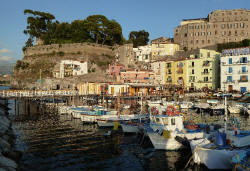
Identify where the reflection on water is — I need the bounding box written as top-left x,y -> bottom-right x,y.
12,103 -> 193,171
9,99 -> 248,171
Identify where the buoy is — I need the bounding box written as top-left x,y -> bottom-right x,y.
113,121 -> 119,130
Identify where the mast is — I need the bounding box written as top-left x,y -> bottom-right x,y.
224,95 -> 228,131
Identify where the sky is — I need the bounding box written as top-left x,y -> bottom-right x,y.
0,0 -> 249,64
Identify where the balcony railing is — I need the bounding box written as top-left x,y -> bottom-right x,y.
222,61 -> 250,66
239,79 -> 249,82
223,80 -> 235,84
202,63 -> 210,67
238,70 -> 248,74
201,72 -> 210,75
225,71 -> 233,75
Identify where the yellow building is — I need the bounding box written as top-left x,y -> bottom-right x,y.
186,49 -> 220,91
151,37 -> 180,60
77,82 -> 102,95
164,59 -> 187,89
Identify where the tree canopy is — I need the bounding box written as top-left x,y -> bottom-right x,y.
23,9 -> 124,49
129,30 -> 149,48
217,39 -> 250,52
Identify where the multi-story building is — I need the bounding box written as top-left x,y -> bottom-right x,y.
186,49 -> 220,91
133,45 -> 152,62
164,49 -> 220,90
118,69 -> 155,84
174,9 -> 250,50
55,60 -> 88,78
108,64 -> 125,77
151,60 -> 167,84
221,47 -> 250,93
151,37 -> 180,60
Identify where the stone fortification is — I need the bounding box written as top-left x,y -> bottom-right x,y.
24,42 -> 115,57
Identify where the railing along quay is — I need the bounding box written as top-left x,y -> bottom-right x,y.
0,90 -> 78,98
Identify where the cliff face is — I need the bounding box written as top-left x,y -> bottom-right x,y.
12,43 -> 134,88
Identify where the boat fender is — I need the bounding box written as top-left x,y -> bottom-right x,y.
167,106 -> 176,116
163,130 -> 171,139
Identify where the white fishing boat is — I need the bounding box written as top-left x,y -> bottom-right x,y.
146,105 -> 206,150
97,114 -> 148,128
189,96 -> 250,170
190,138 -> 246,170
120,121 -> 141,133
146,100 -> 162,107
179,101 -> 194,109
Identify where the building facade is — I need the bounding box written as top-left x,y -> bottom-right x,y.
186,49 -> 220,91
108,64 -> 125,77
151,37 -> 180,60
221,47 -> 250,93
174,9 -> 250,50
133,45 -> 152,62
150,60 -> 167,84
58,60 -> 88,78
118,69 -> 155,84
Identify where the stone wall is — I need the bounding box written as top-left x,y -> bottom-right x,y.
24,42 -> 115,57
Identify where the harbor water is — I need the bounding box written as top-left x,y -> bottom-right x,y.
1,86 -> 249,170
11,101 -> 192,171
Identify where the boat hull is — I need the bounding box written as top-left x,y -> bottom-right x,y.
147,132 -> 184,150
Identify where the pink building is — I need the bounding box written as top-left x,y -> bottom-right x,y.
109,64 -> 126,77
118,69 -> 155,84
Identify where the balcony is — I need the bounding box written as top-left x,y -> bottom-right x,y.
201,72 -> 210,75
225,71 -> 233,75
221,61 -> 250,66
202,62 -> 211,67
239,79 -> 249,83
238,70 -> 248,74
223,80 -> 235,84
198,80 -> 212,83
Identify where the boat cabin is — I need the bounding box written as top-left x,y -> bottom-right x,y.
150,115 -> 183,131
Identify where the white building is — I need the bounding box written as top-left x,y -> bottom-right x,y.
150,60 -> 167,85
221,47 -> 250,93
57,60 -> 88,78
133,45 -> 151,62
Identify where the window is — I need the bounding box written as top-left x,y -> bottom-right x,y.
240,75 -> 248,82
234,23 -> 238,28
235,30 -> 238,35
228,24 -> 232,28
228,67 -> 233,73
222,24 -> 225,29
192,62 -> 194,67
242,66 -> 246,73
204,77 -> 209,82
204,69 -> 208,73
208,40 -> 210,44
202,40 -> 205,44
240,23 -> 244,28
229,58 -> 232,64
240,57 -> 247,63
227,76 -> 232,82
196,40 -> 199,44
207,52 -> 210,57
207,32 -> 211,36
192,69 -> 194,74
215,30 -> 217,35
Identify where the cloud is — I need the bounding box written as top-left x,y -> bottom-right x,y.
0,48 -> 12,53
0,56 -> 14,62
